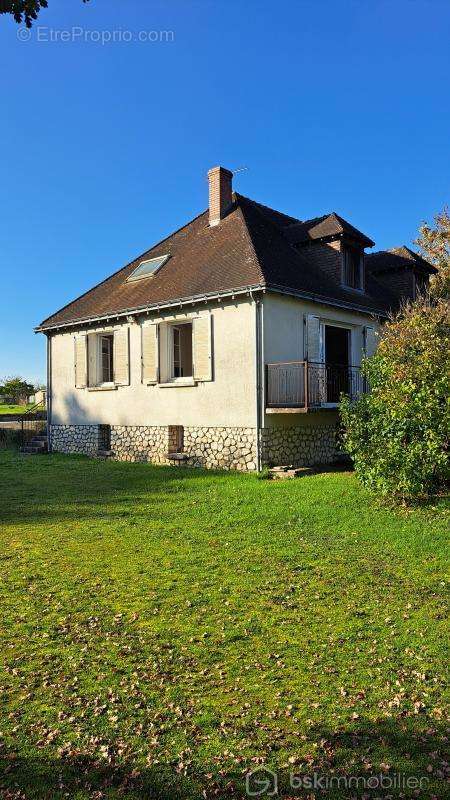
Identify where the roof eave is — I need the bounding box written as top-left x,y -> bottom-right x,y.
35,283 -> 266,333
265,283 -> 390,318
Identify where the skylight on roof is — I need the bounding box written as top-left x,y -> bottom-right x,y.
127,254 -> 170,282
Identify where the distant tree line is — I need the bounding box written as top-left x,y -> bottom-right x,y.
0,376 -> 43,404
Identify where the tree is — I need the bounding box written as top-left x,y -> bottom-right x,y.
414,206 -> 450,300
0,376 -> 36,404
0,0 -> 88,28
340,299 -> 449,503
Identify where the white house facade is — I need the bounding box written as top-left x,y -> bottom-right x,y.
36,166 -> 435,470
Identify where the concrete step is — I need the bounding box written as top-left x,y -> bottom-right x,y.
268,465 -> 314,480
30,440 -> 47,450
167,452 -> 189,462
20,446 -> 46,455
94,450 -> 114,459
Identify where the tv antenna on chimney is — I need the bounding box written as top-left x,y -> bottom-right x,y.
232,166 -> 249,175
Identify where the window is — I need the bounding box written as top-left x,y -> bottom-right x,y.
100,334 -> 114,383
84,328 -> 130,389
170,323 -> 193,380
343,247 -> 363,290
142,314 -> 212,385
127,254 -> 170,283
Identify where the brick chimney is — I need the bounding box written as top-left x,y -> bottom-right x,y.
208,166 -> 233,226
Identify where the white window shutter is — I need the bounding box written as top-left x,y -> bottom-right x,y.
74,334 -> 87,388
114,328 -> 130,385
363,326 -> 377,358
87,332 -> 98,387
193,313 -> 212,381
306,315 -> 321,362
142,323 -> 159,384
158,322 -> 169,383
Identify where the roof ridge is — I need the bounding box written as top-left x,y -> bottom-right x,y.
233,199 -> 267,284
234,192 -> 301,226
237,193 -> 334,287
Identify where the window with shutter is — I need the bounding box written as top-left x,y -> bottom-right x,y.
80,328 -> 130,388
74,335 -> 87,388
306,315 -> 321,363
363,326 -> 377,358
193,314 -> 212,381
87,333 -> 98,387
113,328 -> 130,386
142,323 -> 159,384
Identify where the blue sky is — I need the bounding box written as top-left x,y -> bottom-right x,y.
0,0 -> 449,383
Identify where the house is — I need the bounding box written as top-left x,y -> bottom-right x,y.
28,389 -> 46,406
36,167 -> 436,471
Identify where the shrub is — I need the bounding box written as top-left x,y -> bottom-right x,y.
340,299 -> 449,503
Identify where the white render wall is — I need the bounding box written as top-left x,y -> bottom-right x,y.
261,293 -> 381,428
48,291 -> 381,438
262,292 -> 380,366
49,298 -> 257,429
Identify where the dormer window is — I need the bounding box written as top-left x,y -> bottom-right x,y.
342,246 -> 363,290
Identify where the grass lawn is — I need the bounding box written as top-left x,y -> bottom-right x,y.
0,404 -> 34,415
0,450 -> 448,799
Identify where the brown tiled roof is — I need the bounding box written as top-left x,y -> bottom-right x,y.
38,194 -> 398,330
285,213 -> 375,247
366,246 -> 437,275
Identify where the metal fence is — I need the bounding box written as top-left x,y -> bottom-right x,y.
266,361 -> 366,409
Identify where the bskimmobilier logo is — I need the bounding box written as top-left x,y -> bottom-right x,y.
245,766 -> 430,796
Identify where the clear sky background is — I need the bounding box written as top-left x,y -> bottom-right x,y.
1,0 -> 449,383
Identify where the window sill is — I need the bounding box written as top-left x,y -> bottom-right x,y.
341,284 -> 365,294
158,379 -> 197,388
87,385 -> 118,392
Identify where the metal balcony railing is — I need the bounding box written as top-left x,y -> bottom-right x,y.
266,361 -> 366,410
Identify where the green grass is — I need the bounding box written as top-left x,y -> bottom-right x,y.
0,404 -> 34,414
0,450 -> 448,799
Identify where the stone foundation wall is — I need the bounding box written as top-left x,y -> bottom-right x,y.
50,424 -> 258,471
260,423 -> 341,467
111,426 -> 169,464
50,422 -> 342,470
183,427 -> 257,471
50,424 -> 100,455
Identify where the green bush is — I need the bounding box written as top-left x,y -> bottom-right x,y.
341,299 -> 449,503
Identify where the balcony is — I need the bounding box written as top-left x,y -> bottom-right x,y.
265,361 -> 366,412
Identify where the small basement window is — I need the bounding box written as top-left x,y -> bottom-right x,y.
98,424 -> 111,451
126,254 -> 170,282
342,246 -> 363,290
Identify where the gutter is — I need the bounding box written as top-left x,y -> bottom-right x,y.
35,281 -> 388,335
46,333 -> 52,452
253,295 -> 263,472
35,284 -> 265,333
265,283 -> 388,319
